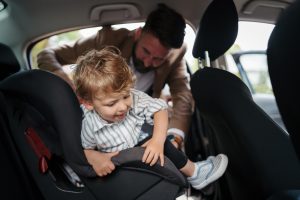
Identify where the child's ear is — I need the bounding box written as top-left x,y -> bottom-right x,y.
81,99 -> 94,110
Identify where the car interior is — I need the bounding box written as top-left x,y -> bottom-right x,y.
0,0 -> 300,200
0,68 -> 188,200
230,50 -> 287,130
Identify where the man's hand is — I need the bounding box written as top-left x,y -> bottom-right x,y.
84,149 -> 119,177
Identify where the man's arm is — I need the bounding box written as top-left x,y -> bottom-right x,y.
166,47 -> 194,146
37,26 -> 133,85
37,32 -> 99,86
37,33 -> 98,72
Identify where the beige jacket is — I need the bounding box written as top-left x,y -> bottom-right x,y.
37,26 -> 194,135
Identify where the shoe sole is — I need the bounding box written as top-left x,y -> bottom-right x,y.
193,154 -> 228,190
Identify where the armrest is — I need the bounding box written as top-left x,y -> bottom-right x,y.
111,147 -> 188,187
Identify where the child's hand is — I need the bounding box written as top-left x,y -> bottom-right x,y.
84,149 -> 119,177
141,138 -> 165,167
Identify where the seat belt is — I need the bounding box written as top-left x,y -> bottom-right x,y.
25,127 -> 52,174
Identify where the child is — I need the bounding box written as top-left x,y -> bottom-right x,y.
73,46 -> 228,190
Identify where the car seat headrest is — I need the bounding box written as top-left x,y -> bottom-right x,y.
267,0 -> 300,159
192,0 -> 238,61
0,43 -> 20,81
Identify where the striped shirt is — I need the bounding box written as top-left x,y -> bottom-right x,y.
81,89 -> 168,152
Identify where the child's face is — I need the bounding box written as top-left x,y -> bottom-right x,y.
87,89 -> 133,123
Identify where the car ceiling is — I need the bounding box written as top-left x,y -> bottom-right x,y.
0,0 -> 295,68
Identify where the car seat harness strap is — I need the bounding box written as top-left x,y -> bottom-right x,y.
25,127 -> 52,174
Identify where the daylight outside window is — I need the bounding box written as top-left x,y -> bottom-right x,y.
239,53 -> 272,94
226,21 -> 275,95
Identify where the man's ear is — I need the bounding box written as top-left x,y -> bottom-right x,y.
134,27 -> 142,41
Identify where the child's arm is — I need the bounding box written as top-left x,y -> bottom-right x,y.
142,109 -> 168,166
84,149 -> 119,177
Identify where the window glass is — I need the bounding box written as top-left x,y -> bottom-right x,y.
227,21 -> 285,130
30,23 -> 196,70
226,54 -> 240,78
239,53 -> 272,94
226,21 -> 275,94
234,22 -> 274,51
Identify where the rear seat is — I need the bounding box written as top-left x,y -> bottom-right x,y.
0,43 -> 20,81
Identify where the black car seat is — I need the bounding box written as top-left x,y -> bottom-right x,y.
185,0 -> 238,161
185,0 -> 238,198
0,43 -> 20,80
192,0 -> 238,63
267,2 -> 300,198
0,69 -> 188,200
0,44 -> 43,200
190,0 -> 300,200
190,67 -> 300,200
267,0 -> 300,161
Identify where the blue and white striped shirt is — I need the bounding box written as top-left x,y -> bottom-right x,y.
81,89 -> 168,152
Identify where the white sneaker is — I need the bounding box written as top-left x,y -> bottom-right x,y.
187,154 -> 228,190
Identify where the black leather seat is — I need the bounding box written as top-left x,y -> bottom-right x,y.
0,43 -> 20,81
267,0 -> 300,160
185,0 -> 238,164
192,0 -> 238,62
185,0 -> 238,198
189,0 -> 300,199
190,67 -> 300,200
0,69 -> 188,200
266,1 -> 300,198
0,44 -> 41,200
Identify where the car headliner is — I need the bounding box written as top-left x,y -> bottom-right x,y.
0,0 -> 294,68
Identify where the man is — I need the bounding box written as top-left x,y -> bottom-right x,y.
37,3 -> 194,175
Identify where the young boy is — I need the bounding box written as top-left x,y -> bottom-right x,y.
73,46 -> 228,190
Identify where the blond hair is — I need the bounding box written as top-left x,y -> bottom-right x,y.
73,46 -> 135,101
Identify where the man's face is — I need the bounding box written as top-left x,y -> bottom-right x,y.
134,30 -> 171,70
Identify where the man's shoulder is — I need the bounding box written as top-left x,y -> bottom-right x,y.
156,43 -> 187,71
158,43 -> 187,68
95,26 -> 135,53
99,26 -> 134,37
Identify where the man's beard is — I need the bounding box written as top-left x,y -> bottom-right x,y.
132,44 -> 153,73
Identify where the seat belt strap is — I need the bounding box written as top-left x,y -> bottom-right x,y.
25,127 -> 52,174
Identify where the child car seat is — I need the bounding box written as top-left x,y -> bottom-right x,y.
0,69 -> 188,200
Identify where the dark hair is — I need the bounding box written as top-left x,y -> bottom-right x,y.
143,3 -> 186,48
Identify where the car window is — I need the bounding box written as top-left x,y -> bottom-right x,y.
29,23 -> 196,71
239,53 -> 272,94
226,21 -> 275,95
225,21 -> 286,130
